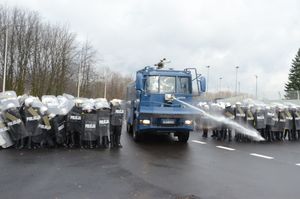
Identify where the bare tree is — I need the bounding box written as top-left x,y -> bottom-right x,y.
0,5 -> 132,99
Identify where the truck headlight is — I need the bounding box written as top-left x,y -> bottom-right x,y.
140,119 -> 151,125
184,120 -> 193,125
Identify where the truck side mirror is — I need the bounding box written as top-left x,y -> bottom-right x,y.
136,73 -> 143,91
198,76 -> 206,93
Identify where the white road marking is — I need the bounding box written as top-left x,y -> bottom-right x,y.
296,163 -> 300,166
191,140 -> 207,144
250,153 -> 274,160
216,146 -> 235,151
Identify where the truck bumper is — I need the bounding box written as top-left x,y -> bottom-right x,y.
138,124 -> 193,134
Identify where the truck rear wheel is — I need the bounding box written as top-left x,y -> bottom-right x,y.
178,132 -> 189,143
133,119 -> 141,142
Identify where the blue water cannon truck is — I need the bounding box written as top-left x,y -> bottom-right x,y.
126,60 -> 206,142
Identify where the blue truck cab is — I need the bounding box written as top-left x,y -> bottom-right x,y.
126,64 -> 205,142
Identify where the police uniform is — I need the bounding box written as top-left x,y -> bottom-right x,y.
234,105 -> 246,142
284,109 -> 294,140
110,100 -> 124,148
292,109 -> 300,140
254,108 -> 266,139
66,105 -> 83,148
278,110 -> 286,140
223,105 -> 234,141
265,108 -> 276,142
244,107 -> 254,142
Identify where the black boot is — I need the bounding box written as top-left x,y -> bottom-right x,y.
202,129 -> 208,138
102,136 -> 109,148
228,130 -> 232,142
116,135 -> 122,148
110,135 -> 115,148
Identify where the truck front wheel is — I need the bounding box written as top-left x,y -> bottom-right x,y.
178,132 -> 190,143
133,119 -> 141,142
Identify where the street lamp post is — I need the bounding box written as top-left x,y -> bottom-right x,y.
219,77 -> 222,92
77,55 -> 82,97
235,66 -> 239,96
99,73 -> 107,99
2,27 -> 8,92
206,65 -> 210,92
255,75 -> 258,99
103,78 -> 107,99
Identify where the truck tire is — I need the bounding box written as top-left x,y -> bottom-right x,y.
133,119 -> 141,142
178,132 -> 189,143
127,123 -> 132,134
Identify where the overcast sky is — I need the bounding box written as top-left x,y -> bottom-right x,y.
2,0 -> 300,99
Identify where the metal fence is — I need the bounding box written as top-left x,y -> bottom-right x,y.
285,91 -> 300,100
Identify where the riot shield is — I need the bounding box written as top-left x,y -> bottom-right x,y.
277,111 -> 286,132
294,111 -> 300,130
245,109 -> 254,128
110,99 -> 124,148
235,106 -> 246,124
80,100 -> 98,148
67,106 -> 83,147
284,110 -> 293,130
21,97 -> 44,148
45,95 -> 74,147
271,112 -> 279,132
0,116 -> 14,148
255,110 -> 266,130
95,99 -> 110,148
32,113 -> 53,148
0,95 -> 29,142
82,112 -> 98,148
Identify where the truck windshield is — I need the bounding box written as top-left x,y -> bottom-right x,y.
146,76 -> 190,94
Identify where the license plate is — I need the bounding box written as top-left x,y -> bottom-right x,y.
162,119 -> 175,125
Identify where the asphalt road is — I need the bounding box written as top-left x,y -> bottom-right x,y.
1,130 -> 300,199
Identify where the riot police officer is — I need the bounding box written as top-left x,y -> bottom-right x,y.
291,107 -> 300,140
284,107 -> 294,141
234,102 -> 246,142
265,106 -> 275,142
254,106 -> 266,140
81,101 -> 98,149
0,114 -> 13,148
244,105 -> 255,142
66,99 -> 84,148
278,107 -> 286,141
223,102 -> 234,141
22,97 -> 42,149
201,104 -> 210,138
110,99 -> 124,148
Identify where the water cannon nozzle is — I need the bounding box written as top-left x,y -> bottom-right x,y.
165,94 -> 175,102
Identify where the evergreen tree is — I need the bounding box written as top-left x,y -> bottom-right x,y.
285,48 -> 300,99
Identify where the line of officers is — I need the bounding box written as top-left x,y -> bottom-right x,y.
0,92 -> 124,149
196,102 -> 300,142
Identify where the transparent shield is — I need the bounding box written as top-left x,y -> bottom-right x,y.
57,96 -> 75,115
0,98 -> 20,111
42,95 -> 60,115
94,98 -> 110,109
